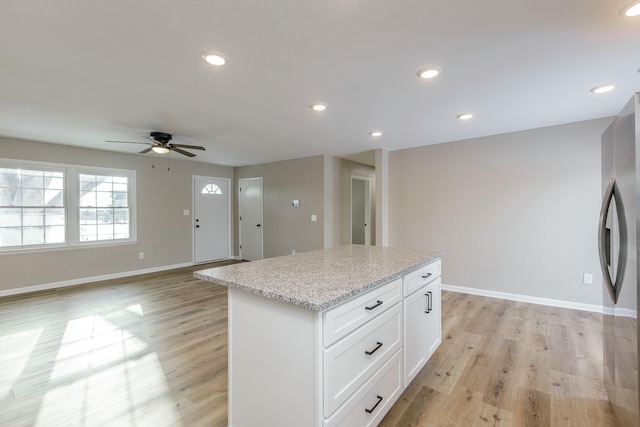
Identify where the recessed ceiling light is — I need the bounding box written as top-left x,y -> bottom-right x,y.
369,131 -> 383,137
311,103 -> 327,111
590,84 -> 615,94
457,113 -> 474,120
417,67 -> 440,79
621,2 -> 640,16
201,51 -> 227,66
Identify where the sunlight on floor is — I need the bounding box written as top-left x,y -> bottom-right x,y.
31,313 -> 181,426
0,328 -> 43,400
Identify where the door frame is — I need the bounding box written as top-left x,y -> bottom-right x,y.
350,175 -> 372,245
238,177 -> 264,261
192,175 -> 232,264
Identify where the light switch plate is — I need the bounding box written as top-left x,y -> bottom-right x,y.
311,214 -> 317,222
183,209 -> 190,216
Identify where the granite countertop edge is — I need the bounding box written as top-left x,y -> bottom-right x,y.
194,249 -> 442,311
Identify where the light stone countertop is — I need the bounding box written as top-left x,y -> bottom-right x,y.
194,245 -> 442,311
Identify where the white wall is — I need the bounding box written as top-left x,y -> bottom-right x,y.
389,118 -> 612,306
0,137 -> 234,294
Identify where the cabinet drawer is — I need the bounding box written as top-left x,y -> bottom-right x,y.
324,350 -> 402,427
324,303 -> 402,417
403,260 -> 441,297
323,278 -> 402,346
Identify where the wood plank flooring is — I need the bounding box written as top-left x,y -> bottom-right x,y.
0,264 -> 618,426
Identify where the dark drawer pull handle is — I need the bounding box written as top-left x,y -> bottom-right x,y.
365,341 -> 383,355
421,273 -> 432,279
365,300 -> 383,311
425,291 -> 433,313
365,395 -> 384,414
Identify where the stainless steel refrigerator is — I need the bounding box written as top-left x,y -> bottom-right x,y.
599,93 -> 640,426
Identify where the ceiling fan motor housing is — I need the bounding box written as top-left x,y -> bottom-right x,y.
150,132 -> 172,144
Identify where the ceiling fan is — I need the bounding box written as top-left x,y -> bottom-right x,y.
107,132 -> 206,157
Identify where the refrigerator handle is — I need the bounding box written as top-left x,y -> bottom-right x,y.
598,178 -> 627,304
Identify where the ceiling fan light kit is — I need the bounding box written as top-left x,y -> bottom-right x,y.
107,132 -> 206,157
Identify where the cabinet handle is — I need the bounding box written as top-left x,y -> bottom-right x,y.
365,395 -> 384,414
428,291 -> 433,312
424,292 -> 431,314
421,273 -> 432,279
365,341 -> 383,355
365,300 -> 383,311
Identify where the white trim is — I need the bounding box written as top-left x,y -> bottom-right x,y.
442,283 -> 603,313
0,262 -> 192,298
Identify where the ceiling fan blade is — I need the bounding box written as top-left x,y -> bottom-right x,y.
107,140 -> 151,145
170,147 -> 196,157
170,143 -> 206,151
139,147 -> 153,154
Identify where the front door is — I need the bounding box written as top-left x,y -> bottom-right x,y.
239,177 -> 263,261
193,176 -> 230,263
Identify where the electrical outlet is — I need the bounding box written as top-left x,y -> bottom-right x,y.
292,249 -> 296,255
583,273 -> 593,285
139,252 -> 145,260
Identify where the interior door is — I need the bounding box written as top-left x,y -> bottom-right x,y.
193,177 -> 230,263
239,177 -> 263,261
351,176 -> 371,245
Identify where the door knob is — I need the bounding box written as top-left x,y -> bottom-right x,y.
196,225 -> 200,228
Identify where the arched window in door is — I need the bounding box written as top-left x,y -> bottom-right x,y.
202,183 -> 222,195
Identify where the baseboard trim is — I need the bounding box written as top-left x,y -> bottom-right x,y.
442,283 -> 603,313
0,262 -> 194,298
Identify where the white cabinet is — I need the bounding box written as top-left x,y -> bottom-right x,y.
226,258 -> 441,427
402,260 -> 442,387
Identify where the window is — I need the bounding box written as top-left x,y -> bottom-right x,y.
79,174 -> 130,241
0,167 -> 65,247
202,183 -> 222,195
0,159 -> 135,252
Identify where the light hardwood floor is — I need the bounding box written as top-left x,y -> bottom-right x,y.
0,263 -> 617,426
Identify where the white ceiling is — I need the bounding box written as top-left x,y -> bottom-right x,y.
1,0 -> 639,166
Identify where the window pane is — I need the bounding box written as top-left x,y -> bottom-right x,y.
22,189 -> 44,206
114,224 -> 129,239
23,226 -> 44,245
114,208 -> 129,224
113,182 -> 127,192
45,225 -> 65,244
113,192 -> 128,207
21,170 -> 44,189
0,170 -> 20,187
98,209 -> 113,224
45,208 -> 65,226
44,172 -> 64,190
80,225 -> 97,241
96,192 -> 113,207
97,224 -> 114,239
96,177 -> 113,192
0,187 -> 20,206
80,190 -> 96,207
0,208 -> 21,226
45,189 -> 64,206
0,227 -> 21,247
23,208 -> 44,226
80,208 -> 97,224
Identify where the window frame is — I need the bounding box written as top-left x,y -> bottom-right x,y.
0,158 -> 137,253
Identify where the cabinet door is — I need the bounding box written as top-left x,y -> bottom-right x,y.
424,277 -> 441,360
403,286 -> 429,387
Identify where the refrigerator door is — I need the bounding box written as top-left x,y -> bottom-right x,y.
601,94 -> 639,426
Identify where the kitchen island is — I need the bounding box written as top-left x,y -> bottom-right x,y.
195,245 -> 442,427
